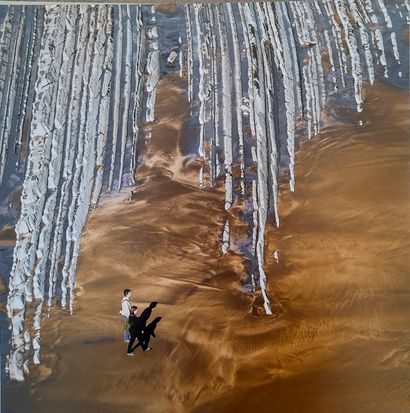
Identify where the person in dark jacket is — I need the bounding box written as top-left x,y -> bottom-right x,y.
126,306 -> 140,356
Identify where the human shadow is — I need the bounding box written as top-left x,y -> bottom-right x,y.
132,316 -> 162,352
138,302 -> 158,330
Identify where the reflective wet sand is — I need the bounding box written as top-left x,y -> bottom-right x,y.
4,79 -> 409,413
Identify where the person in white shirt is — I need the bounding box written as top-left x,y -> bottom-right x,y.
120,288 -> 132,342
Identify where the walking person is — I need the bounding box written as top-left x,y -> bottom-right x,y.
119,289 -> 132,342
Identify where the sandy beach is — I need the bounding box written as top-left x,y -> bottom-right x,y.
3,76 -> 409,413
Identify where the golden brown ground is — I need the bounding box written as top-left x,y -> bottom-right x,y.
4,79 -> 410,413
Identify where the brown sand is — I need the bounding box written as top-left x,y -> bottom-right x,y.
0,224 -> 16,247
4,79 -> 410,413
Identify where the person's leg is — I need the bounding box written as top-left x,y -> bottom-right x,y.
125,320 -> 131,341
121,316 -> 130,342
127,335 -> 136,354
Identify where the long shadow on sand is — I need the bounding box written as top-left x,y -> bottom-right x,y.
131,316 -> 162,352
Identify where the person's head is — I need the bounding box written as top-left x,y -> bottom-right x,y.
124,289 -> 131,298
131,305 -> 138,314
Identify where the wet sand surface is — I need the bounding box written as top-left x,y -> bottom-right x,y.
4,79 -> 409,413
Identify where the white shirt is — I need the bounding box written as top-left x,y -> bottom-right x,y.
120,297 -> 132,316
